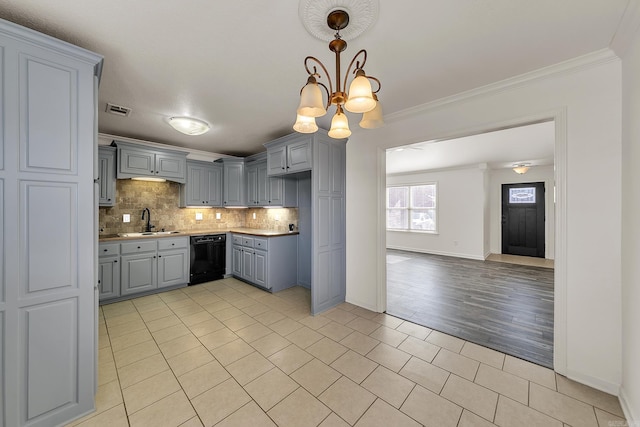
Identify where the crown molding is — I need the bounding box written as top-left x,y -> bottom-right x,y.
386,48 -> 619,124
610,0 -> 640,57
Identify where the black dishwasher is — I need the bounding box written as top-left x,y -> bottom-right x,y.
190,234 -> 226,285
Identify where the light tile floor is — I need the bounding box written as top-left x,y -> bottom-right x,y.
67,278 -> 625,427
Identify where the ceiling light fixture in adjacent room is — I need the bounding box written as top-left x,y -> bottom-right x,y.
168,117 -> 210,136
295,3 -> 383,138
513,163 -> 531,174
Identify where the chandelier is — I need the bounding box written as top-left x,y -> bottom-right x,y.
293,9 -> 383,139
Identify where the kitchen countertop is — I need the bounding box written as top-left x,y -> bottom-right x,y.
99,228 -> 299,242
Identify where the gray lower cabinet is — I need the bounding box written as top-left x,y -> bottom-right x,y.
98,243 -> 120,300
120,240 -> 158,296
231,233 -> 297,292
158,237 -> 189,288
101,236 -> 189,300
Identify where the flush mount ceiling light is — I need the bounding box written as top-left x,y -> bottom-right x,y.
294,1 -> 383,138
168,117 -> 210,136
513,163 -> 531,174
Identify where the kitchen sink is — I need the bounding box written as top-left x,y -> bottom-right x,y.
117,231 -> 181,237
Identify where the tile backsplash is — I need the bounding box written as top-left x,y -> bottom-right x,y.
99,180 -> 298,235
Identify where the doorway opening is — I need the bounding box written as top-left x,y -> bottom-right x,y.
385,120 -> 555,368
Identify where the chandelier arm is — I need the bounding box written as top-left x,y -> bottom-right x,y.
342,49 -> 368,93
316,82 -> 332,110
367,76 -> 381,94
304,56 -> 334,101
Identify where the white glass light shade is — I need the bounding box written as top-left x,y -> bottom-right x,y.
359,98 -> 384,129
328,109 -> 351,139
297,82 -> 326,117
168,117 -> 210,135
293,114 -> 319,133
513,165 -> 530,174
344,74 -> 376,113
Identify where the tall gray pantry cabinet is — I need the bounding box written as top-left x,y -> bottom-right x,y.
0,19 -> 103,427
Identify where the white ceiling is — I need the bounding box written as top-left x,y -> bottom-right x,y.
386,121 -> 555,175
0,1 -> 635,157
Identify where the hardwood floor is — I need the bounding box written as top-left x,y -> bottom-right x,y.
386,249 -> 554,368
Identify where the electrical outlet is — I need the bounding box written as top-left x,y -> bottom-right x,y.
216,212 -> 221,220
252,212 -> 256,220
275,214 -> 281,221
123,214 -> 130,223
195,212 -> 203,221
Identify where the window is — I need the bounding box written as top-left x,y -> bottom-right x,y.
386,183 -> 437,232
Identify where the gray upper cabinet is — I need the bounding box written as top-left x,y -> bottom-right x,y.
179,160 -> 222,207
266,134 -> 313,176
218,158 -> 245,207
0,18 -> 103,427
114,141 -> 187,183
98,146 -> 116,206
246,153 -> 298,208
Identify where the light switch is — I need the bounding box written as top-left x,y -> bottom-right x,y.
123,214 -> 130,223
216,212 -> 221,220
195,212 -> 203,221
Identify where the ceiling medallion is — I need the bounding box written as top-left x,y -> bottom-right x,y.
299,0 -> 379,42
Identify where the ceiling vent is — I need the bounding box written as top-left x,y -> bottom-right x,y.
105,103 -> 131,117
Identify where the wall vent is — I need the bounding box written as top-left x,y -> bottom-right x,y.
105,103 -> 132,117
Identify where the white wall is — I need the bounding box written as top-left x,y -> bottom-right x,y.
620,19 -> 640,422
346,51 -> 622,394
489,165 -> 555,259
386,166 -> 487,260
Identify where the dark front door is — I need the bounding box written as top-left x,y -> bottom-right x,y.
502,182 -> 545,258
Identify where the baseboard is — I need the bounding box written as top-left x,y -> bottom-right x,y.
387,245 -> 486,261
619,386 -> 638,424
345,296 -> 380,313
565,368 -> 620,396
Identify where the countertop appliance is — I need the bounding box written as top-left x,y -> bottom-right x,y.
190,234 -> 226,285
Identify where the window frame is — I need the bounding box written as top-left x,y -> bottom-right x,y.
386,182 -> 438,233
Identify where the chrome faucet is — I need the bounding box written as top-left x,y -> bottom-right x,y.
141,208 -> 154,232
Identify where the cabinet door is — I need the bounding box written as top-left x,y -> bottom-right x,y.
98,148 -> 116,206
206,164 -> 223,206
121,252 -> 157,296
267,145 -> 287,175
223,162 -> 245,206
242,248 -> 255,282
287,138 -> 313,173
155,152 -> 186,182
246,164 -> 259,205
98,256 -> 120,300
267,175 -> 284,206
158,248 -> 188,288
257,162 -> 270,206
254,249 -> 268,289
119,147 -> 154,176
185,164 -> 206,206
232,245 -> 243,277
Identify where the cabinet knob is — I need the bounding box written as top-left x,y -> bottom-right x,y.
158,255 -> 162,258
98,280 -> 101,284
154,255 -> 157,258
107,198 -> 111,201
172,243 -> 175,246
281,167 -> 285,170
114,260 -> 118,263
137,246 -> 141,249
103,248 -> 108,252
150,170 -> 154,173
